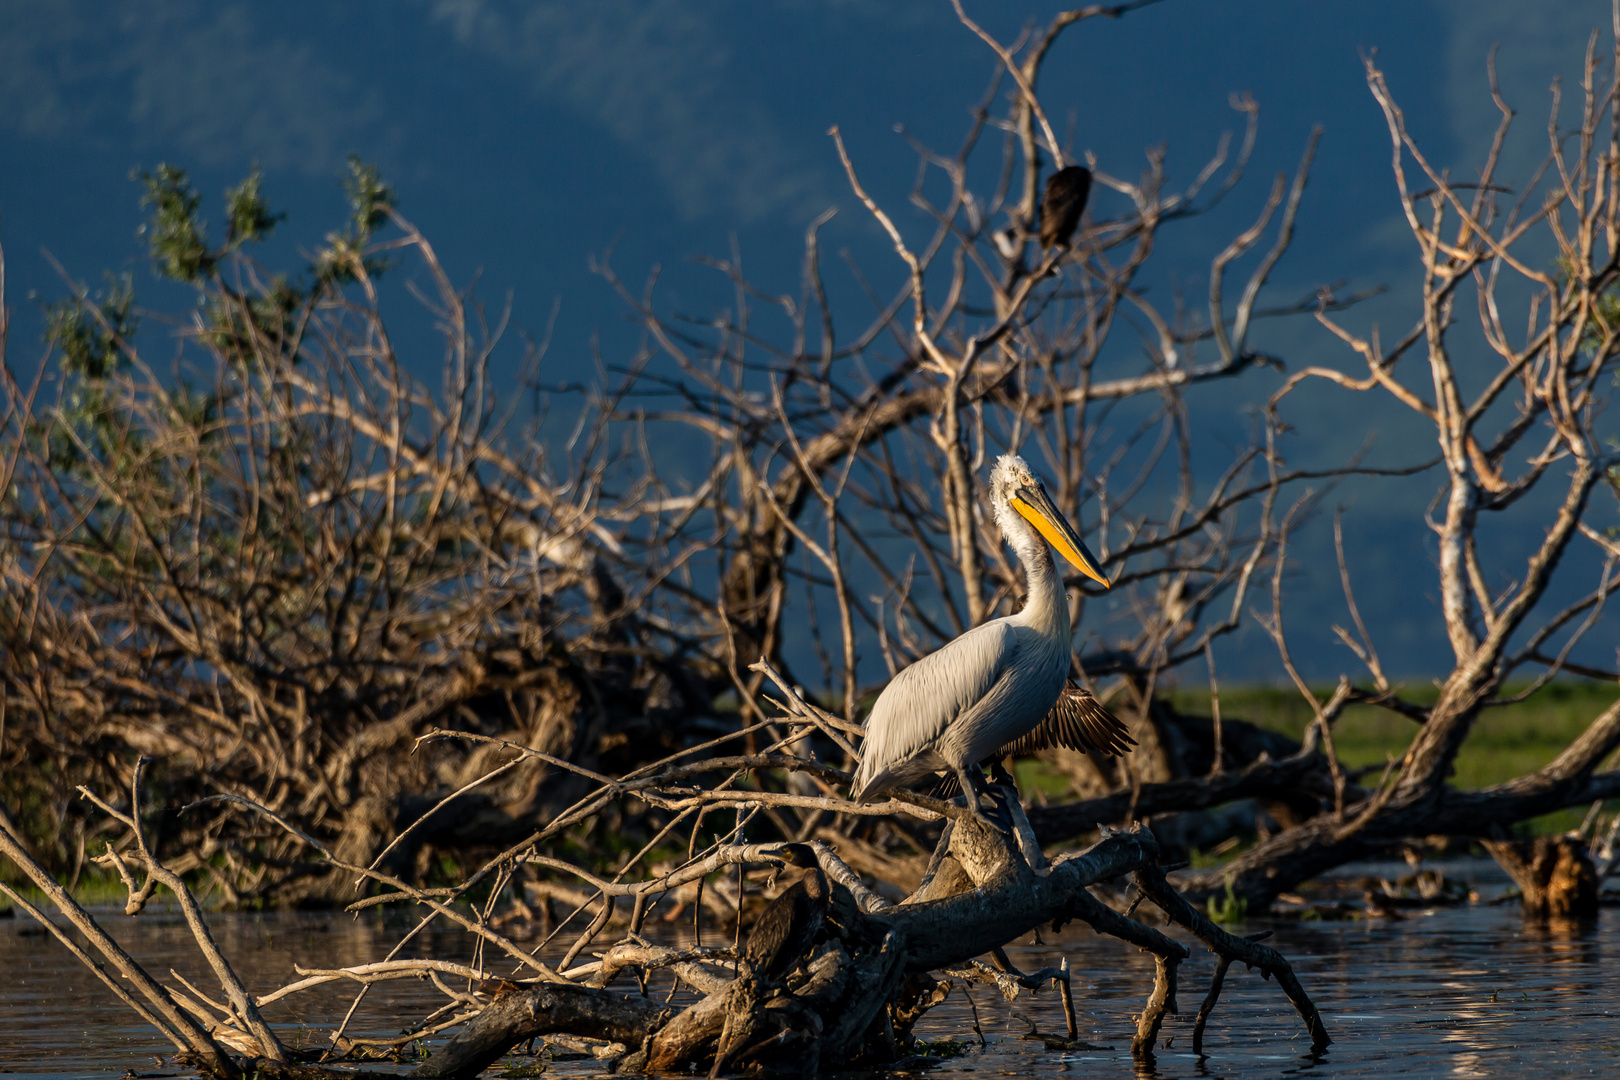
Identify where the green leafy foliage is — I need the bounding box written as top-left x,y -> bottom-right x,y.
135,162 -> 286,284
314,155 -> 396,285
344,154 -> 393,238
225,167 -> 285,246
136,164 -> 213,281
43,273 -> 137,380
39,274 -> 143,475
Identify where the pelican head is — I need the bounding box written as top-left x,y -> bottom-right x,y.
988,455 -> 1111,589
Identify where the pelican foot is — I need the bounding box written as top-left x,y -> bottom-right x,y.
954,764 -> 1010,833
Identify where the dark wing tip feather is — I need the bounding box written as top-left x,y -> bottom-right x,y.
1002,683 -> 1135,759
927,682 -> 1134,797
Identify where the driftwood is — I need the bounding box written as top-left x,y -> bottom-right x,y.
416,984 -> 668,1079
1481,836 -> 1600,920
0,661 -> 1332,1078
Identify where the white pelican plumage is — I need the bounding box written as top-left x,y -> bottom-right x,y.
850,454 -> 1130,820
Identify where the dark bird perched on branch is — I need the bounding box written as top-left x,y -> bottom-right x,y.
1039,165 -> 1092,251
742,844 -> 828,981
851,456 -> 1126,826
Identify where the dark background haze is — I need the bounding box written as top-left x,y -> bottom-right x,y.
2,0 -> 1615,683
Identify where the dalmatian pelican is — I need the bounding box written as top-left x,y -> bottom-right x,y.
850,455 -> 1130,821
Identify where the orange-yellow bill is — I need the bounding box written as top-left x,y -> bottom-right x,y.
1011,484 -> 1111,588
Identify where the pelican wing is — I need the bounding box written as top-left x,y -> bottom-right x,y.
851,621 -> 1018,801
1001,681 -> 1136,758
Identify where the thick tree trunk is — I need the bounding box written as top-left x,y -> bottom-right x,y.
1481,836 -> 1600,920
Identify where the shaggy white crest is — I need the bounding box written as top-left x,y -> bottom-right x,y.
988,454 -> 1044,559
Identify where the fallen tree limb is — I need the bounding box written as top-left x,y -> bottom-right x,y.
412,984 -> 671,1080
1133,863 -> 1330,1051
1026,751 -> 1340,844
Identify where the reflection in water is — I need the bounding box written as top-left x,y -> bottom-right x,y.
2,875 -> 1617,1080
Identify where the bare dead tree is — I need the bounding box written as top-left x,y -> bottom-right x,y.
1192,31 -> 1620,909
1,0 -> 1357,904
0,6 -> 1352,1073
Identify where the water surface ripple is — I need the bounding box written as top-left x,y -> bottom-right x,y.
2,868 -> 1616,1079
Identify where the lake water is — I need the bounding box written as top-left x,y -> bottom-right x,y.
2,858 -> 1617,1079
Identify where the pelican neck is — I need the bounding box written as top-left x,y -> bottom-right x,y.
1007,515 -> 1071,637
